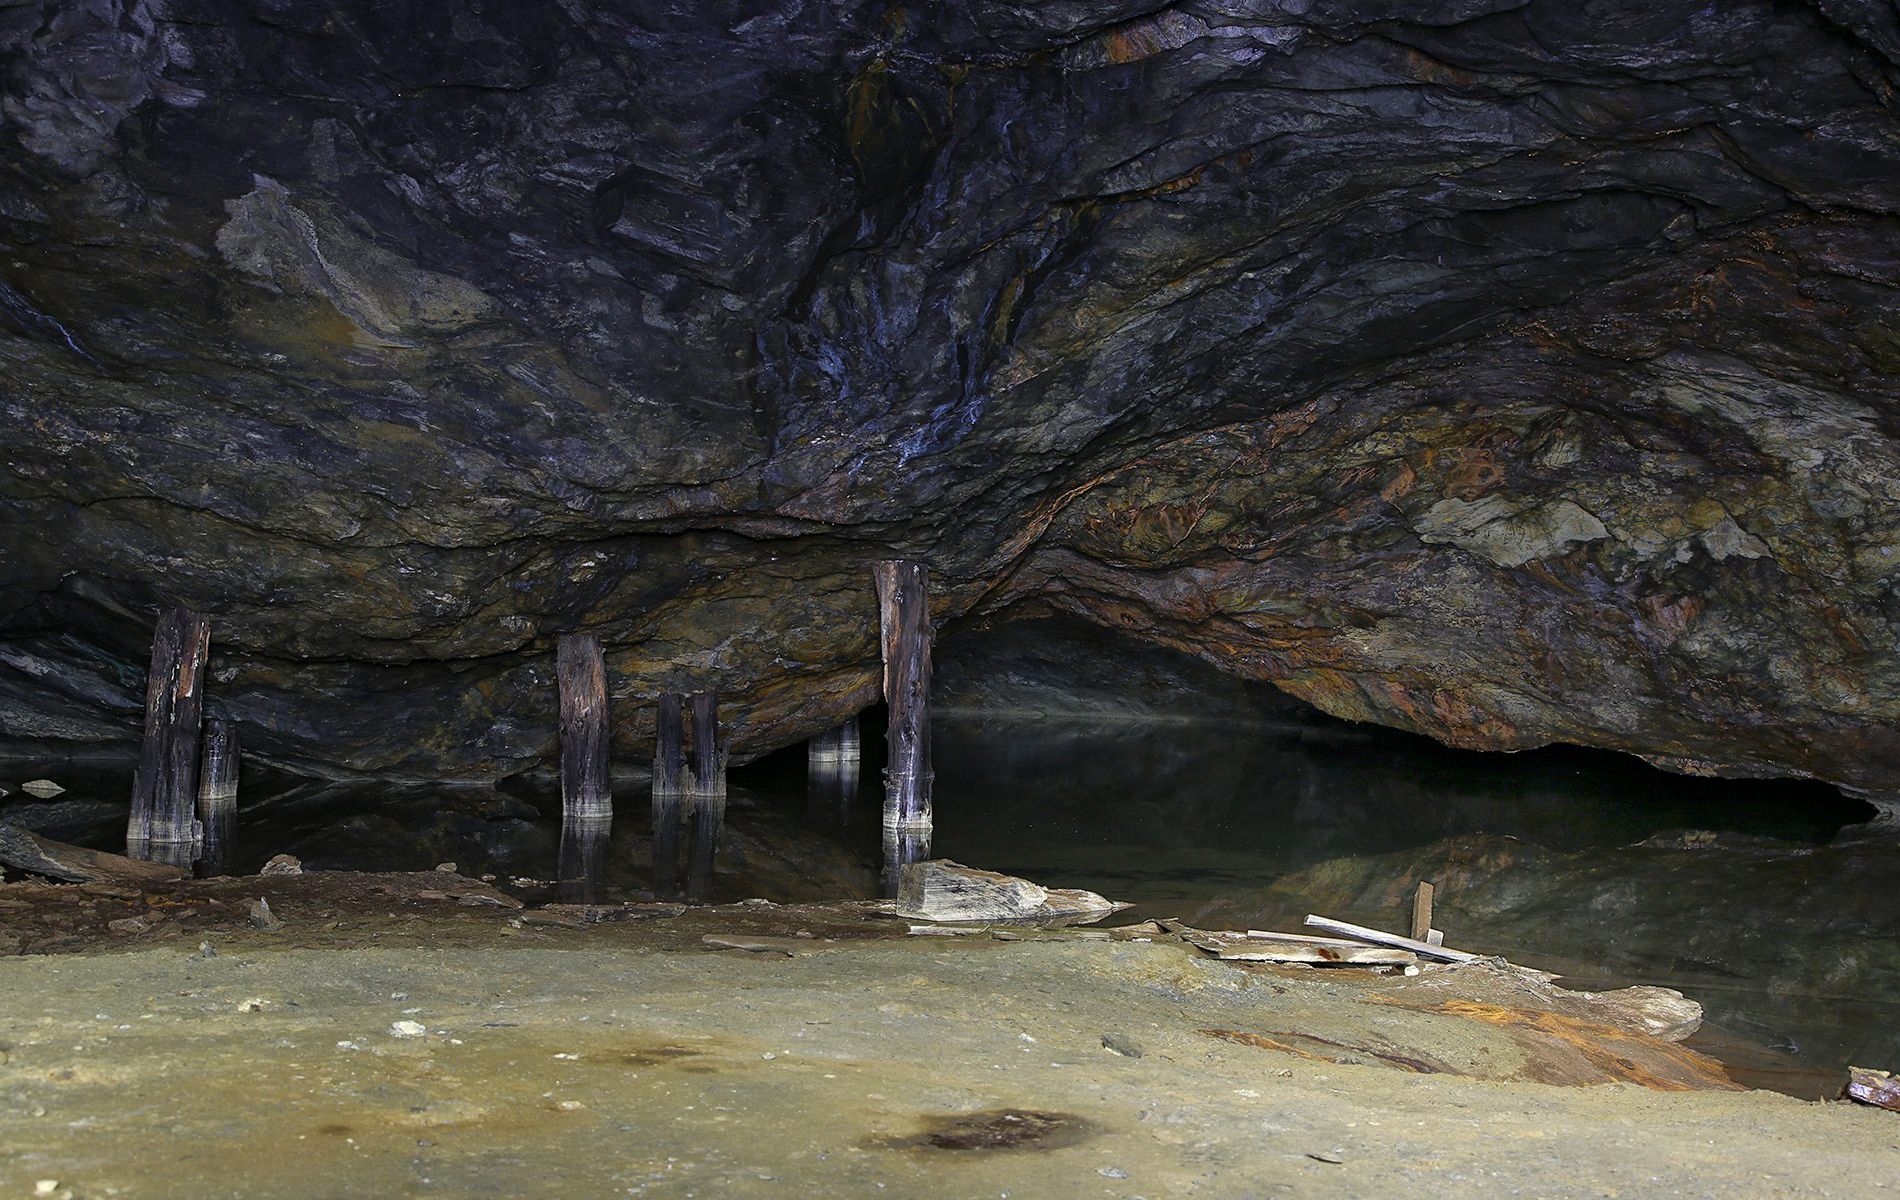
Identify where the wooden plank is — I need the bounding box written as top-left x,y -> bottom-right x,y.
195,718 -> 240,874
1304,913 -> 1481,963
127,608 -> 211,867
1186,929 -> 1415,965
556,633 -> 611,824
651,692 -> 684,898
1411,880 -> 1435,943
1246,930 -> 1393,949
2,822 -> 186,885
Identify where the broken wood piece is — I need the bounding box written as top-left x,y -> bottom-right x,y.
1184,928 -> 1416,965
1846,1066 -> 1900,1112
1410,880 -> 1435,943
0,822 -> 187,885
1303,913 -> 1480,963
895,859 -> 1129,925
1245,930 -> 1391,949
907,924 -> 985,936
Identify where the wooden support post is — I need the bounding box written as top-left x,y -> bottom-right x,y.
874,561 -> 933,896
685,692 -> 726,901
127,608 -> 211,867
195,719 -> 240,875
557,634 -> 611,826
651,693 -> 685,897
1410,880 -> 1435,943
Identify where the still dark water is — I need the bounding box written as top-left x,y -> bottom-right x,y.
4,713 -> 1894,1089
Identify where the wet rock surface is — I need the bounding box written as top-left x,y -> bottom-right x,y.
4,1 -> 1900,791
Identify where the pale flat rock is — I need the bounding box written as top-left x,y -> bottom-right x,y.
1570,984 -> 1703,1043
895,860 -> 1129,925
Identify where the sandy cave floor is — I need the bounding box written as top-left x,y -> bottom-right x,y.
0,872 -> 1896,1198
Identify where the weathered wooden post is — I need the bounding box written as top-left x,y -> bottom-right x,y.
195,719 -> 240,875
685,691 -> 726,902
875,561 -> 933,896
651,692 -> 685,897
127,608 -> 211,867
557,634 -> 612,827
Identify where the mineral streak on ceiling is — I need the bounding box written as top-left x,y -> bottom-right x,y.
2,0 -> 1899,791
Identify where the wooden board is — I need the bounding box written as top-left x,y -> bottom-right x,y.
1304,913 -> 1480,963
1245,929 -> 1389,949
1185,930 -> 1416,965
1411,880 -> 1435,942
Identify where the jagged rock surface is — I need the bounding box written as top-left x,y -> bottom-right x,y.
2,0 -> 1898,787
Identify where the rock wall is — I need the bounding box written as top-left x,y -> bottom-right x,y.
2,1 -> 1898,788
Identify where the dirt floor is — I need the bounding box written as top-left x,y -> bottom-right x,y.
2,871 -> 1897,1198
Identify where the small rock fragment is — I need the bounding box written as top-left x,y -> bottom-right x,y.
198,941 -> 218,958
389,1020 -> 427,1038
260,854 -> 303,876
435,862 -> 457,873
1846,1065 -> 1900,1112
249,898 -> 283,930
1100,1033 -> 1143,1059
237,997 -> 270,1013
20,780 -> 64,798
106,916 -> 149,936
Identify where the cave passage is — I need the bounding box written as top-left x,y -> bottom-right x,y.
2,642 -> 1888,1089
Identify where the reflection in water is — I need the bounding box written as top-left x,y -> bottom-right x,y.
807,755 -> 859,825
908,714 -> 1889,1079
806,718 -> 861,827
651,785 -> 684,899
5,708 -> 1891,1079
880,822 -> 929,899
685,787 -> 726,903
556,817 -> 610,904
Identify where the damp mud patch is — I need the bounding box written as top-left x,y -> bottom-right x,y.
888,1108 -> 1094,1153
